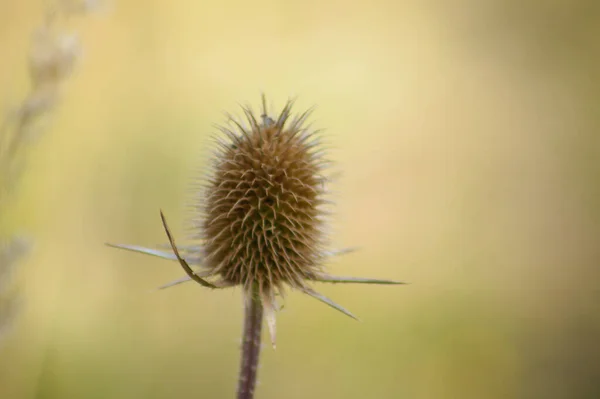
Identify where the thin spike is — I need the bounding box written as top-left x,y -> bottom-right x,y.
105,243 -> 177,261
302,287 -> 359,321
260,93 -> 269,125
157,275 -> 193,290
275,99 -> 296,129
242,105 -> 260,132
160,210 -> 217,289
314,274 -> 407,285
155,272 -> 233,291
224,115 -> 253,142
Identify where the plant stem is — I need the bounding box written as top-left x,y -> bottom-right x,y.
237,285 -> 263,399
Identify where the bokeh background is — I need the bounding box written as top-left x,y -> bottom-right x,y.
1,1 -> 599,398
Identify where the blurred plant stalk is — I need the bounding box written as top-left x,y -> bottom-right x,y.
0,0 -> 97,342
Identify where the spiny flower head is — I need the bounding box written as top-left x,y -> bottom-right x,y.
200,98 -> 328,297
108,96 -> 404,347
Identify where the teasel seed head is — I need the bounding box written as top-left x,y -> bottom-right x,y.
200,96 -> 328,297
107,95 -> 406,348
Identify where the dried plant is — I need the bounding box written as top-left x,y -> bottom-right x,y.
108,96 -> 405,398
0,0 -> 97,342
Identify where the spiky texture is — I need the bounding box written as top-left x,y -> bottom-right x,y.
198,99 -> 329,302
107,96 -> 406,399
107,96 -> 405,349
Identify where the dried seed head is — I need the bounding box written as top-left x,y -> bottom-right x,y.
198,97 -> 329,298
107,96 -> 405,349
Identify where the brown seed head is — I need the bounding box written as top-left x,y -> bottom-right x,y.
108,96 -> 405,348
198,98 -> 329,298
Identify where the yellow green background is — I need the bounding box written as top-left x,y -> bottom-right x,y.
1,1 -> 599,398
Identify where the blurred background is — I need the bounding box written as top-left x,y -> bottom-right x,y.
0,0 -> 599,398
